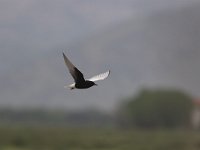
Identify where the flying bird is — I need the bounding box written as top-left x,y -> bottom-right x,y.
62,52 -> 110,90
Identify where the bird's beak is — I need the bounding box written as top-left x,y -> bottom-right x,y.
94,83 -> 98,86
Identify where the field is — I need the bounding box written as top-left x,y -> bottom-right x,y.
0,126 -> 200,150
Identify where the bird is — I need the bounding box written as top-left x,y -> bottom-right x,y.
62,52 -> 110,90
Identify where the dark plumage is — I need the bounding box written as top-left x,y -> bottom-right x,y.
62,52 -> 110,90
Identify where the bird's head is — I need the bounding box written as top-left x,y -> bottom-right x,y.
90,81 -> 97,86
86,80 -> 97,88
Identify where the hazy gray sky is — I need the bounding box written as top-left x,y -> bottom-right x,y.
1,0 -> 200,111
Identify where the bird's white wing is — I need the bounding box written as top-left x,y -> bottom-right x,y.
88,70 -> 110,82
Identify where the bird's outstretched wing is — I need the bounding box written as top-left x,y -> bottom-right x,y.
63,52 -> 85,83
88,70 -> 110,82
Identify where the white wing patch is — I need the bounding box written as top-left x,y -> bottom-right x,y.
88,70 -> 110,82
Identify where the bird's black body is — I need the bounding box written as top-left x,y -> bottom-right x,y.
75,80 -> 96,89
62,52 -> 109,90
63,52 -> 97,89
72,67 -> 97,89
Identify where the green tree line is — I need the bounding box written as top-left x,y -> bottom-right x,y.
117,88 -> 193,128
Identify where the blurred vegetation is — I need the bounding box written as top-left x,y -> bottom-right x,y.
0,88 -> 197,149
118,88 -> 193,128
0,88 -> 194,129
0,126 -> 200,150
0,108 -> 113,127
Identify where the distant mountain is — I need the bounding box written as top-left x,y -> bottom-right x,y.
1,2 -> 200,111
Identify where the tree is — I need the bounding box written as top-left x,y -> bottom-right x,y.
118,88 -> 193,128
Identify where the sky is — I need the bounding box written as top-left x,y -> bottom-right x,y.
1,0 -> 200,112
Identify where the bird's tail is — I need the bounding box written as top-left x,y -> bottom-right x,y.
64,83 -> 75,90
